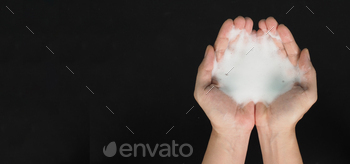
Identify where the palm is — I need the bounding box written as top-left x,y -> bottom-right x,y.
200,85 -> 255,134
256,85 -> 306,128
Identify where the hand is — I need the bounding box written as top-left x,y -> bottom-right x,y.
194,16 -> 256,164
254,17 -> 317,164
255,17 -> 318,132
194,17 -> 255,136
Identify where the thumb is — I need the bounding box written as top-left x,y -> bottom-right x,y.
298,48 -> 317,105
298,48 -> 313,71
298,48 -> 316,90
195,45 -> 215,90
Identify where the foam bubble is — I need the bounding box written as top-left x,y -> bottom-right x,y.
212,26 -> 301,105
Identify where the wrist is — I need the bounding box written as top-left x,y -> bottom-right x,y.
203,129 -> 251,164
257,125 -> 302,164
211,128 -> 252,153
256,124 -> 296,136
257,126 -> 296,145
212,127 -> 252,141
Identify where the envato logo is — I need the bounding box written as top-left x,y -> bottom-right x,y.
103,140 -> 193,157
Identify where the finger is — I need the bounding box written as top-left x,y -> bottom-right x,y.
258,19 -> 267,33
195,45 -> 215,93
233,16 -> 246,30
256,29 -> 264,37
265,17 -> 288,58
273,25 -> 287,58
244,17 -> 254,34
214,19 -> 234,62
227,16 -> 246,47
257,19 -> 268,45
298,48 -> 317,104
251,29 -> 257,35
277,24 -> 301,66
265,17 -> 278,36
256,29 -> 264,44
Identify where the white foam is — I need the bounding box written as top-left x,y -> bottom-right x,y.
212,26 -> 302,105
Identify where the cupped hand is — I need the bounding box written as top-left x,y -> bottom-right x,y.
194,17 -> 255,136
255,17 -> 318,131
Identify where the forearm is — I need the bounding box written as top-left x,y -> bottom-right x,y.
257,126 -> 303,164
202,129 -> 251,164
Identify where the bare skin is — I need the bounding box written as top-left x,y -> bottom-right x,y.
194,16 -> 255,164
194,16 -> 317,164
255,17 -> 317,164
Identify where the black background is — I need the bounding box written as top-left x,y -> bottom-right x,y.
1,0 -> 350,163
